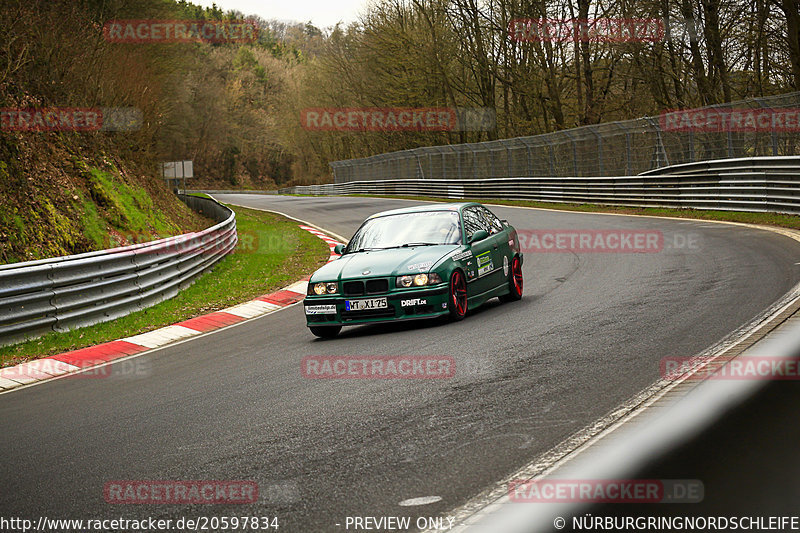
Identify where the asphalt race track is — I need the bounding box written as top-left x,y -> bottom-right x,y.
2,194 -> 800,531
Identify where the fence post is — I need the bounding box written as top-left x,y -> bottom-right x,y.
505,140 -> 513,177
727,130 -> 734,158
625,130 -> 632,176
755,98 -> 780,156
644,116 -> 669,169
523,139 -> 532,176
563,130 -> 578,175
589,127 -> 603,176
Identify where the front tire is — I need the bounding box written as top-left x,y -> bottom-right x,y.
448,270 -> 468,321
310,325 -> 341,339
499,255 -> 523,303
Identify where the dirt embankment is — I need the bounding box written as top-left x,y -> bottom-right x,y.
0,131 -> 213,265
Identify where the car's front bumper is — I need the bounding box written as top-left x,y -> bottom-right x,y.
304,284 -> 450,327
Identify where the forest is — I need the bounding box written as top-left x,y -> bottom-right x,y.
1,0 -> 798,187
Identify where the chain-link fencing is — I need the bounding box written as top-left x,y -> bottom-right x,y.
330,92 -> 800,183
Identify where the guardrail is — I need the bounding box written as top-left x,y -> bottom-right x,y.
280,156 -> 800,214
185,189 -> 277,195
458,298 -> 800,532
640,155 -> 800,175
0,194 -> 237,347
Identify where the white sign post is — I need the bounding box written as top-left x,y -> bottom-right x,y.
162,160 -> 193,192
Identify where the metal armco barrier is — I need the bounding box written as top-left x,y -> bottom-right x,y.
185,189 -> 277,195
280,156 -> 800,214
460,310 -> 800,532
0,194 -> 237,347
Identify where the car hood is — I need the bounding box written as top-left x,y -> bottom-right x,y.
311,245 -> 460,281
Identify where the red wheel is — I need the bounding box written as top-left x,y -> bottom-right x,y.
448,270 -> 468,321
499,255 -> 523,302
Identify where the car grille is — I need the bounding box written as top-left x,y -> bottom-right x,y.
343,281 -> 365,296
403,304 -> 435,316
366,279 -> 389,294
343,279 -> 389,296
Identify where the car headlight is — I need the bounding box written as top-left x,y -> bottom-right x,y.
396,273 -> 442,287
309,282 -> 338,295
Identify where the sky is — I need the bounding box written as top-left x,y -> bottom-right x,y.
193,0 -> 369,29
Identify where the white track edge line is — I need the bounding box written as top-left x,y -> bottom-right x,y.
210,195 -> 348,243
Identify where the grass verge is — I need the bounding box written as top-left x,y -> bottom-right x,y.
0,204 -> 329,367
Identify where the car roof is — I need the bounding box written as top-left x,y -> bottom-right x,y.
368,202 -> 479,219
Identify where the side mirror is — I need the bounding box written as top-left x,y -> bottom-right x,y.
501,219 -> 509,227
469,229 -> 489,244
333,243 -> 346,255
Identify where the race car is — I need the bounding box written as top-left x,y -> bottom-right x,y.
304,202 -> 523,338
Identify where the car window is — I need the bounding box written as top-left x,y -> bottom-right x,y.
478,206 -> 504,234
462,207 -> 491,239
346,211 -> 461,251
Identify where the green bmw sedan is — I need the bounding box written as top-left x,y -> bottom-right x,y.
304,202 -> 523,338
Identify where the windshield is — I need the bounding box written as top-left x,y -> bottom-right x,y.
346,211 -> 461,252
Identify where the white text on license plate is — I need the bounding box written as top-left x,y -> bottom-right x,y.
346,298 -> 388,311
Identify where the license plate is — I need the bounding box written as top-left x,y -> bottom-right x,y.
345,298 -> 388,311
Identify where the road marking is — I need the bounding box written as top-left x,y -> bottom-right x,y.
0,376 -> 20,389
225,300 -> 282,319
123,325 -> 198,349
285,280 -> 310,294
210,195 -> 349,243
399,496 -> 443,506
